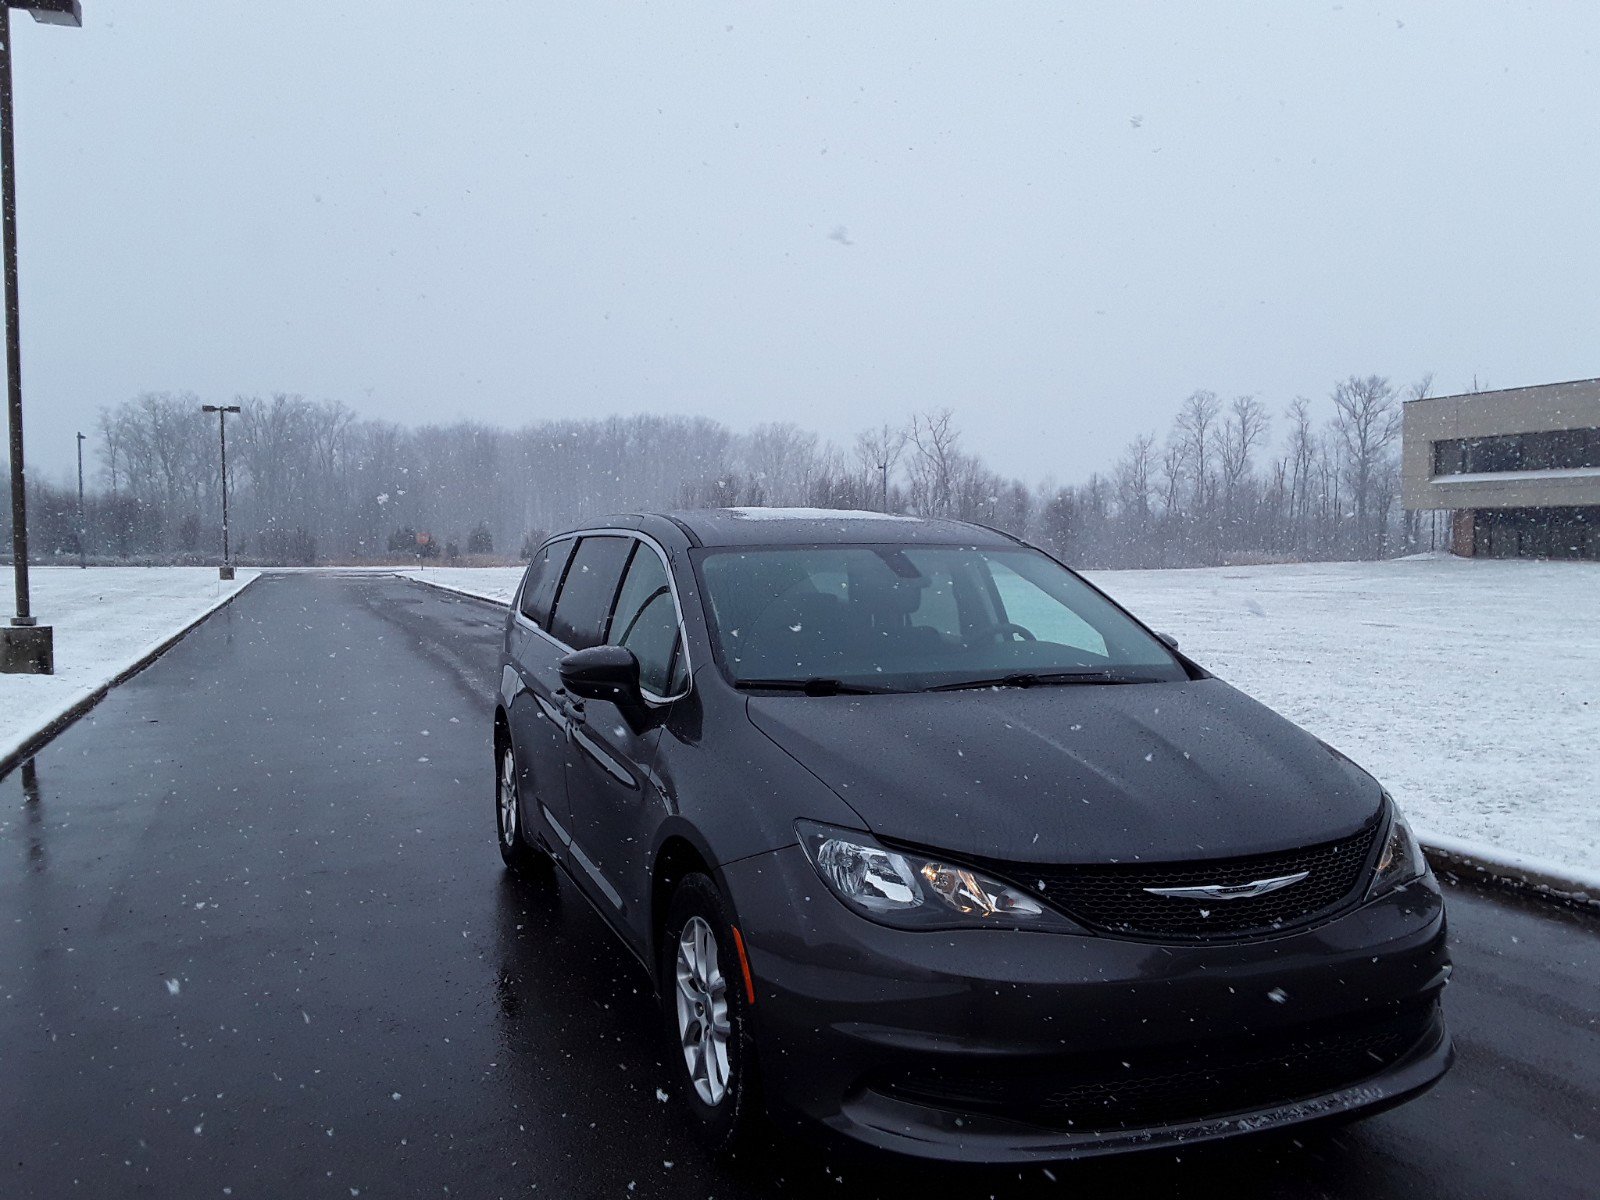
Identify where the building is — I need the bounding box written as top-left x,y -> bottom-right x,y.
1402,378 -> 1600,560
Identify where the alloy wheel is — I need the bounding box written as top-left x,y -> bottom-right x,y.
674,915 -> 732,1106
498,747 -> 518,849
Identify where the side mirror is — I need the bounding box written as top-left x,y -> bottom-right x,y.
559,644 -> 642,704
1156,631 -> 1180,651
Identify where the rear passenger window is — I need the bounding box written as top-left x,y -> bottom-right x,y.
548,536 -> 632,649
609,543 -> 683,696
519,538 -> 576,628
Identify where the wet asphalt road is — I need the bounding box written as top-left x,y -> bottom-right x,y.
0,572 -> 1596,1200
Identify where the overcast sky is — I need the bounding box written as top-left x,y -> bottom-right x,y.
10,0 -> 1599,487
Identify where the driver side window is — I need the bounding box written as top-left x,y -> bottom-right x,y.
608,542 -> 685,697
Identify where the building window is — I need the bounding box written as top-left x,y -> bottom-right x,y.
1432,428 -> 1599,476
1433,439 -> 1464,475
1469,506 -> 1600,561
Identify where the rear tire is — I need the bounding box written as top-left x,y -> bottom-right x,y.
660,873 -> 761,1152
496,738 -> 551,877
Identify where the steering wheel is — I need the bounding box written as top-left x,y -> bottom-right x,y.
967,621 -> 1037,645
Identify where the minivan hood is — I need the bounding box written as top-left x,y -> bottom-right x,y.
746,679 -> 1382,865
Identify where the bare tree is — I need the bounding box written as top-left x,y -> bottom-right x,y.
1113,434 -> 1156,563
1036,487 -> 1079,559
743,422 -> 823,506
97,407 -> 127,494
1217,396 -> 1270,551
1174,390 -> 1221,515
1262,456 -> 1289,553
905,408 -> 961,516
116,392 -> 211,535
1329,375 -> 1401,555
1157,437 -> 1186,517
1218,397 -> 1270,501
1284,398 -> 1317,553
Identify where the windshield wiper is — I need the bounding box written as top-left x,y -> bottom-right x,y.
734,677 -> 900,696
924,670 -> 1140,692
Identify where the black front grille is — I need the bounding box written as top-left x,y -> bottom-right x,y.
880,1003 -> 1438,1131
997,822 -> 1381,941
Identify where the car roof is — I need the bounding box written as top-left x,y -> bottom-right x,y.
581,508 -> 1018,549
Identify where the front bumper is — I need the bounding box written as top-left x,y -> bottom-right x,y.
722,844 -> 1452,1163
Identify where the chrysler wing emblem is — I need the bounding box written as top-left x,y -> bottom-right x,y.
1144,870 -> 1310,902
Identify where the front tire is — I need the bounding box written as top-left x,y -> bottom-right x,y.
495,739 -> 550,876
661,873 -> 760,1152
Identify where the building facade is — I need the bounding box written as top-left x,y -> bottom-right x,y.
1401,378 -> 1600,560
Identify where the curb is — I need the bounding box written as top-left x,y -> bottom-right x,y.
1420,834 -> 1598,912
395,573 -> 515,609
0,576 -> 258,779
405,572 -> 1598,916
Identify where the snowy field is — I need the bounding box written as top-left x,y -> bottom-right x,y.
0,567 -> 256,767
400,557 -> 1598,876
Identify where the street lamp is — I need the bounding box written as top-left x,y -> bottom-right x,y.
0,0 -> 81,675
201,404 -> 241,580
74,429 -> 83,568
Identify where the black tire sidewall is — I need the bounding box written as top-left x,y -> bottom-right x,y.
661,873 -> 758,1149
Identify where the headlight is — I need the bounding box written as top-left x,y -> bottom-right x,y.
1367,797 -> 1430,898
797,821 -> 1079,930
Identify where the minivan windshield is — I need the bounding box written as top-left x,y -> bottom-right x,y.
697,544 -> 1187,691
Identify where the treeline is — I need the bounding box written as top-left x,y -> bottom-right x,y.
3,374 -> 1436,569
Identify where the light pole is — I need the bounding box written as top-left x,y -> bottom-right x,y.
0,0 -> 81,675
201,403 -> 241,580
866,424 -> 903,514
74,429 -> 83,568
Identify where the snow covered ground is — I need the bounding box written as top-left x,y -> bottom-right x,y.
396,566 -> 523,605
0,567 -> 256,767
400,556 -> 1598,877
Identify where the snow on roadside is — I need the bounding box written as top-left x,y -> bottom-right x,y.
401,557 -> 1598,876
0,567 -> 256,767
395,567 -> 522,606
